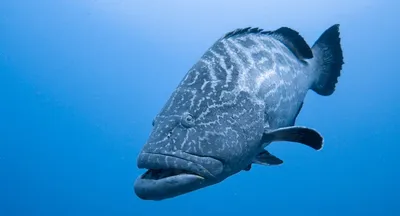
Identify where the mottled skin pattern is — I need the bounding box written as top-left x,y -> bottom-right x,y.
135,28 -> 325,200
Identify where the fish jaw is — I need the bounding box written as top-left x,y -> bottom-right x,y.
134,172 -> 208,201
134,152 -> 223,200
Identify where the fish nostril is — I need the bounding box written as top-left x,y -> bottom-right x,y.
167,131 -> 172,138
166,125 -> 177,139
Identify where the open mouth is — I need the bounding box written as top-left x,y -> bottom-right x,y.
141,169 -> 203,180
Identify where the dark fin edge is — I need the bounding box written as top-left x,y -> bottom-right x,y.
263,126 -> 324,151
270,27 -> 313,59
311,24 -> 344,96
222,26 -> 313,60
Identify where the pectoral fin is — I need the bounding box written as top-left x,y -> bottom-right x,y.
252,149 -> 283,166
262,126 -> 323,150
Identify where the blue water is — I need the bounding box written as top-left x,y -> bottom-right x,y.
1,1 -> 399,215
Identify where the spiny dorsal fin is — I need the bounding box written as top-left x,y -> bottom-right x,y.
222,26 -> 313,60
223,27 -> 266,38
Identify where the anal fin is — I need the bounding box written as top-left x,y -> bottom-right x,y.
243,164 -> 252,171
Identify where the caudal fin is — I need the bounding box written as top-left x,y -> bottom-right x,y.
311,24 -> 344,96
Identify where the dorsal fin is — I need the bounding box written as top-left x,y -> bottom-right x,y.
223,27 -> 265,38
222,26 -> 313,60
269,27 -> 313,59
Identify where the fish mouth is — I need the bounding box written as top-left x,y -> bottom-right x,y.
134,151 -> 223,200
140,168 -> 203,180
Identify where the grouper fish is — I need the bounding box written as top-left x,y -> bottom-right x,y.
134,24 -> 344,200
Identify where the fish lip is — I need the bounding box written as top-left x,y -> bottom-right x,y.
134,173 -> 207,200
136,151 -> 220,180
134,151 -> 222,200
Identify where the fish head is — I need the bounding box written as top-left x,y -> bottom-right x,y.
134,87 -> 264,200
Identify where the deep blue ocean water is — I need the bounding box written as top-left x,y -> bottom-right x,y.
1,1 -> 399,215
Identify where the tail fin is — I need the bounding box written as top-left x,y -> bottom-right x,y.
311,24 -> 344,96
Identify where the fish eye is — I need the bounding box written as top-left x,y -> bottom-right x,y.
152,119 -> 155,126
185,115 -> 193,122
181,113 -> 195,128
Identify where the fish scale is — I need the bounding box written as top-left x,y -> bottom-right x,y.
177,32 -> 307,129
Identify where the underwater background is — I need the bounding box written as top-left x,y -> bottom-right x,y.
1,0 -> 399,215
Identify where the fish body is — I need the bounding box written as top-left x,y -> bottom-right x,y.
134,24 -> 344,200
